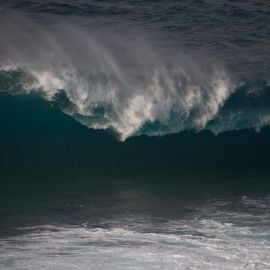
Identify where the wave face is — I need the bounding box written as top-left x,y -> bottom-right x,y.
0,65 -> 232,141
2,66 -> 270,141
0,14 -> 233,140
0,9 -> 269,140
2,93 -> 270,180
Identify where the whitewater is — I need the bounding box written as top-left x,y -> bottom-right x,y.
0,10 -> 270,140
1,191 -> 270,270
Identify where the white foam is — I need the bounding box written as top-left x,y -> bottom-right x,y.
17,65 -> 232,140
0,15 -> 235,140
2,11 -> 270,139
0,219 -> 269,270
26,69 -> 65,100
1,195 -> 270,270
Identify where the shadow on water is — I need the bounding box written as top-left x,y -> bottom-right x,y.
1,93 -> 270,180
0,93 -> 270,234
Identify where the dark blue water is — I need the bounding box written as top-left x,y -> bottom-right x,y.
0,1 -> 270,269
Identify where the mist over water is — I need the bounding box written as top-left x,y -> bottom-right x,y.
0,11 -> 237,140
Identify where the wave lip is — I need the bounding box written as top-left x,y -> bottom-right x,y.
1,14 -> 270,140
0,64 -> 233,141
2,65 -> 270,141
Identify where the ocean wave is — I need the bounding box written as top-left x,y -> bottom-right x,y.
1,66 -> 270,141
0,14 -> 270,140
1,64 -> 231,140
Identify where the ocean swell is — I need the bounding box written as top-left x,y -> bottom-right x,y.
1,13 -> 270,140
0,63 -> 233,140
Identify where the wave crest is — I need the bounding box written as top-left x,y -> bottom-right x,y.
0,63 -> 233,140
2,14 -> 269,140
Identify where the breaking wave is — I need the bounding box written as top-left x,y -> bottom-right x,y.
0,13 -> 270,140
1,65 -> 270,141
